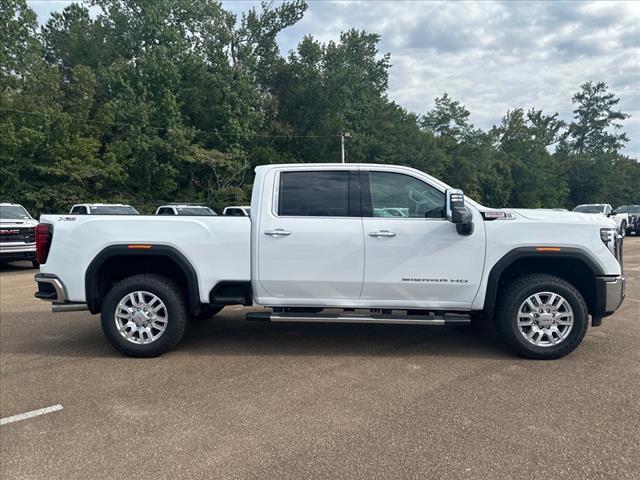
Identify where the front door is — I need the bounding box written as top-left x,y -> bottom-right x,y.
256,168 -> 364,303
360,169 -> 485,309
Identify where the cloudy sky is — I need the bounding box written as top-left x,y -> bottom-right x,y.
28,0 -> 640,157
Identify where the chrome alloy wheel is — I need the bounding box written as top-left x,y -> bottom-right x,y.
517,292 -> 574,347
114,291 -> 168,345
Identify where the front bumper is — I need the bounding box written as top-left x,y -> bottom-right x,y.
0,243 -> 36,262
593,276 -> 625,319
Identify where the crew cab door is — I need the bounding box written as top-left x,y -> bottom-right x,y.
360,168 -> 486,309
254,168 -> 364,303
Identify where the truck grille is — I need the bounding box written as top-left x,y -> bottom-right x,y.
0,227 -> 35,243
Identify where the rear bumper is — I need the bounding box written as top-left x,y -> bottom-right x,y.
34,273 -> 88,312
593,276 -> 625,319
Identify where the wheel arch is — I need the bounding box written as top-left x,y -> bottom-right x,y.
484,247 -> 604,319
85,244 -> 200,315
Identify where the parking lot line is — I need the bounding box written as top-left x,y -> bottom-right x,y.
0,404 -> 63,426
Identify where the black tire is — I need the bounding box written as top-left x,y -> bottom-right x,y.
100,274 -> 187,357
192,305 -> 224,321
495,273 -> 588,360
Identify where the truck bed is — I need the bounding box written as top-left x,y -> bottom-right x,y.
39,215 -> 251,304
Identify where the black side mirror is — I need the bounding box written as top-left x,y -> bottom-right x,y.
445,189 -> 474,235
608,211 -> 617,217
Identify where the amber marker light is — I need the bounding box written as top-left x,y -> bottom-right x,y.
127,244 -> 152,249
536,247 -> 561,252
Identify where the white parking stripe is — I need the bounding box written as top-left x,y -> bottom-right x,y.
0,404 -> 63,426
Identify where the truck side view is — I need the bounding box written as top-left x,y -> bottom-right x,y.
35,164 -> 625,359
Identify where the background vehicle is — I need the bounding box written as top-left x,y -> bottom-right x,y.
156,205 -> 217,216
35,164 -> 625,360
0,202 -> 38,268
69,203 -> 139,215
616,205 -> 639,236
222,206 -> 250,216
573,204 -> 629,237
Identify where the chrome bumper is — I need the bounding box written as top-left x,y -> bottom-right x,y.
34,274 -> 88,312
604,276 -> 625,313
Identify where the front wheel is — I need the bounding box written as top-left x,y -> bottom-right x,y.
495,274 -> 588,359
101,274 -> 187,357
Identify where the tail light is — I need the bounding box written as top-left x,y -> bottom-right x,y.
36,223 -> 53,264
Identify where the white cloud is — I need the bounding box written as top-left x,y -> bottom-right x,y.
28,0 -> 640,156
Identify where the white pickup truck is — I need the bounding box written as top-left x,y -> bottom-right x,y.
573,204 -> 629,237
35,164 -> 625,359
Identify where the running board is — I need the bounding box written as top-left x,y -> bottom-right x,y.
246,311 -> 471,326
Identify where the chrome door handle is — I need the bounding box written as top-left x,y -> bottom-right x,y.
369,230 -> 396,238
264,229 -> 291,236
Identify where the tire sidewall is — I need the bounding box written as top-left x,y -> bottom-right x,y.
501,279 -> 588,358
101,276 -> 186,357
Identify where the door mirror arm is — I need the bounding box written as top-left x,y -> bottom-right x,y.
445,188 -> 474,236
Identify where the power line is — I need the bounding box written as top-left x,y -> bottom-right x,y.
0,107 -> 345,138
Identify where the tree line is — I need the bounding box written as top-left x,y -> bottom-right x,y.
1,0 -> 638,215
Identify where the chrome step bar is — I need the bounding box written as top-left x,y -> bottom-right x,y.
246,311 -> 471,326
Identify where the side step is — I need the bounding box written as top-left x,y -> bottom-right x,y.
246,310 -> 471,326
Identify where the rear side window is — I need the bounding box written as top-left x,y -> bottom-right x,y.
157,208 -> 175,215
71,206 -> 87,215
278,171 -> 352,217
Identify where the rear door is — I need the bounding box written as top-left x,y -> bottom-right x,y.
255,168 -> 364,303
360,169 -> 486,309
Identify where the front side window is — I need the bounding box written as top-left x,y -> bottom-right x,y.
278,171 -> 350,217
368,171 -> 445,219
90,206 -> 138,215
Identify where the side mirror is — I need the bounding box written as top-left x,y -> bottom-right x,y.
608,211 -> 617,217
445,188 -> 474,236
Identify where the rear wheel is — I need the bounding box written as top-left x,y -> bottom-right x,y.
495,274 -> 588,359
101,274 -> 187,357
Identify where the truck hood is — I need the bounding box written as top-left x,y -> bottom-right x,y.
506,208 -> 617,227
0,219 -> 38,228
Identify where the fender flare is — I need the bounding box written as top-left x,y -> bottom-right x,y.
85,244 -> 200,314
483,247 -> 604,318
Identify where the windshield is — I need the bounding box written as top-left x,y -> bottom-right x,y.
616,205 -> 640,214
91,206 -> 139,215
176,207 -> 216,216
0,205 -> 32,220
573,205 -> 604,214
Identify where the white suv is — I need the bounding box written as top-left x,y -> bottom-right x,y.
0,202 -> 39,268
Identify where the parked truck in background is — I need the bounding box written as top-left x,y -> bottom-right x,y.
35,164 -> 625,360
616,205 -> 639,236
0,202 -> 38,268
573,204 -> 629,237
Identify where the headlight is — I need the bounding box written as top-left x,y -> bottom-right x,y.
600,227 -> 617,255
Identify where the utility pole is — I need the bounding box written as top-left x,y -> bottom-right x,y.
341,131 -> 351,163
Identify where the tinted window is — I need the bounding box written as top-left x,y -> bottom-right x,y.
368,172 -> 445,218
617,205 -> 640,214
70,206 -> 87,215
157,208 -> 174,215
224,208 -> 243,216
573,205 -> 604,213
176,207 -> 216,216
0,205 -> 31,219
278,171 -> 349,217
90,206 -> 138,215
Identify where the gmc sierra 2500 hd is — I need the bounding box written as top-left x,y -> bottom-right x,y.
35,164 -> 625,359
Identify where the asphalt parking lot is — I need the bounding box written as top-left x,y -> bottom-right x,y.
1,240 -> 639,480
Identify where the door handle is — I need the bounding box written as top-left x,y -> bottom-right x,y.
369,230 -> 396,238
264,228 -> 291,237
